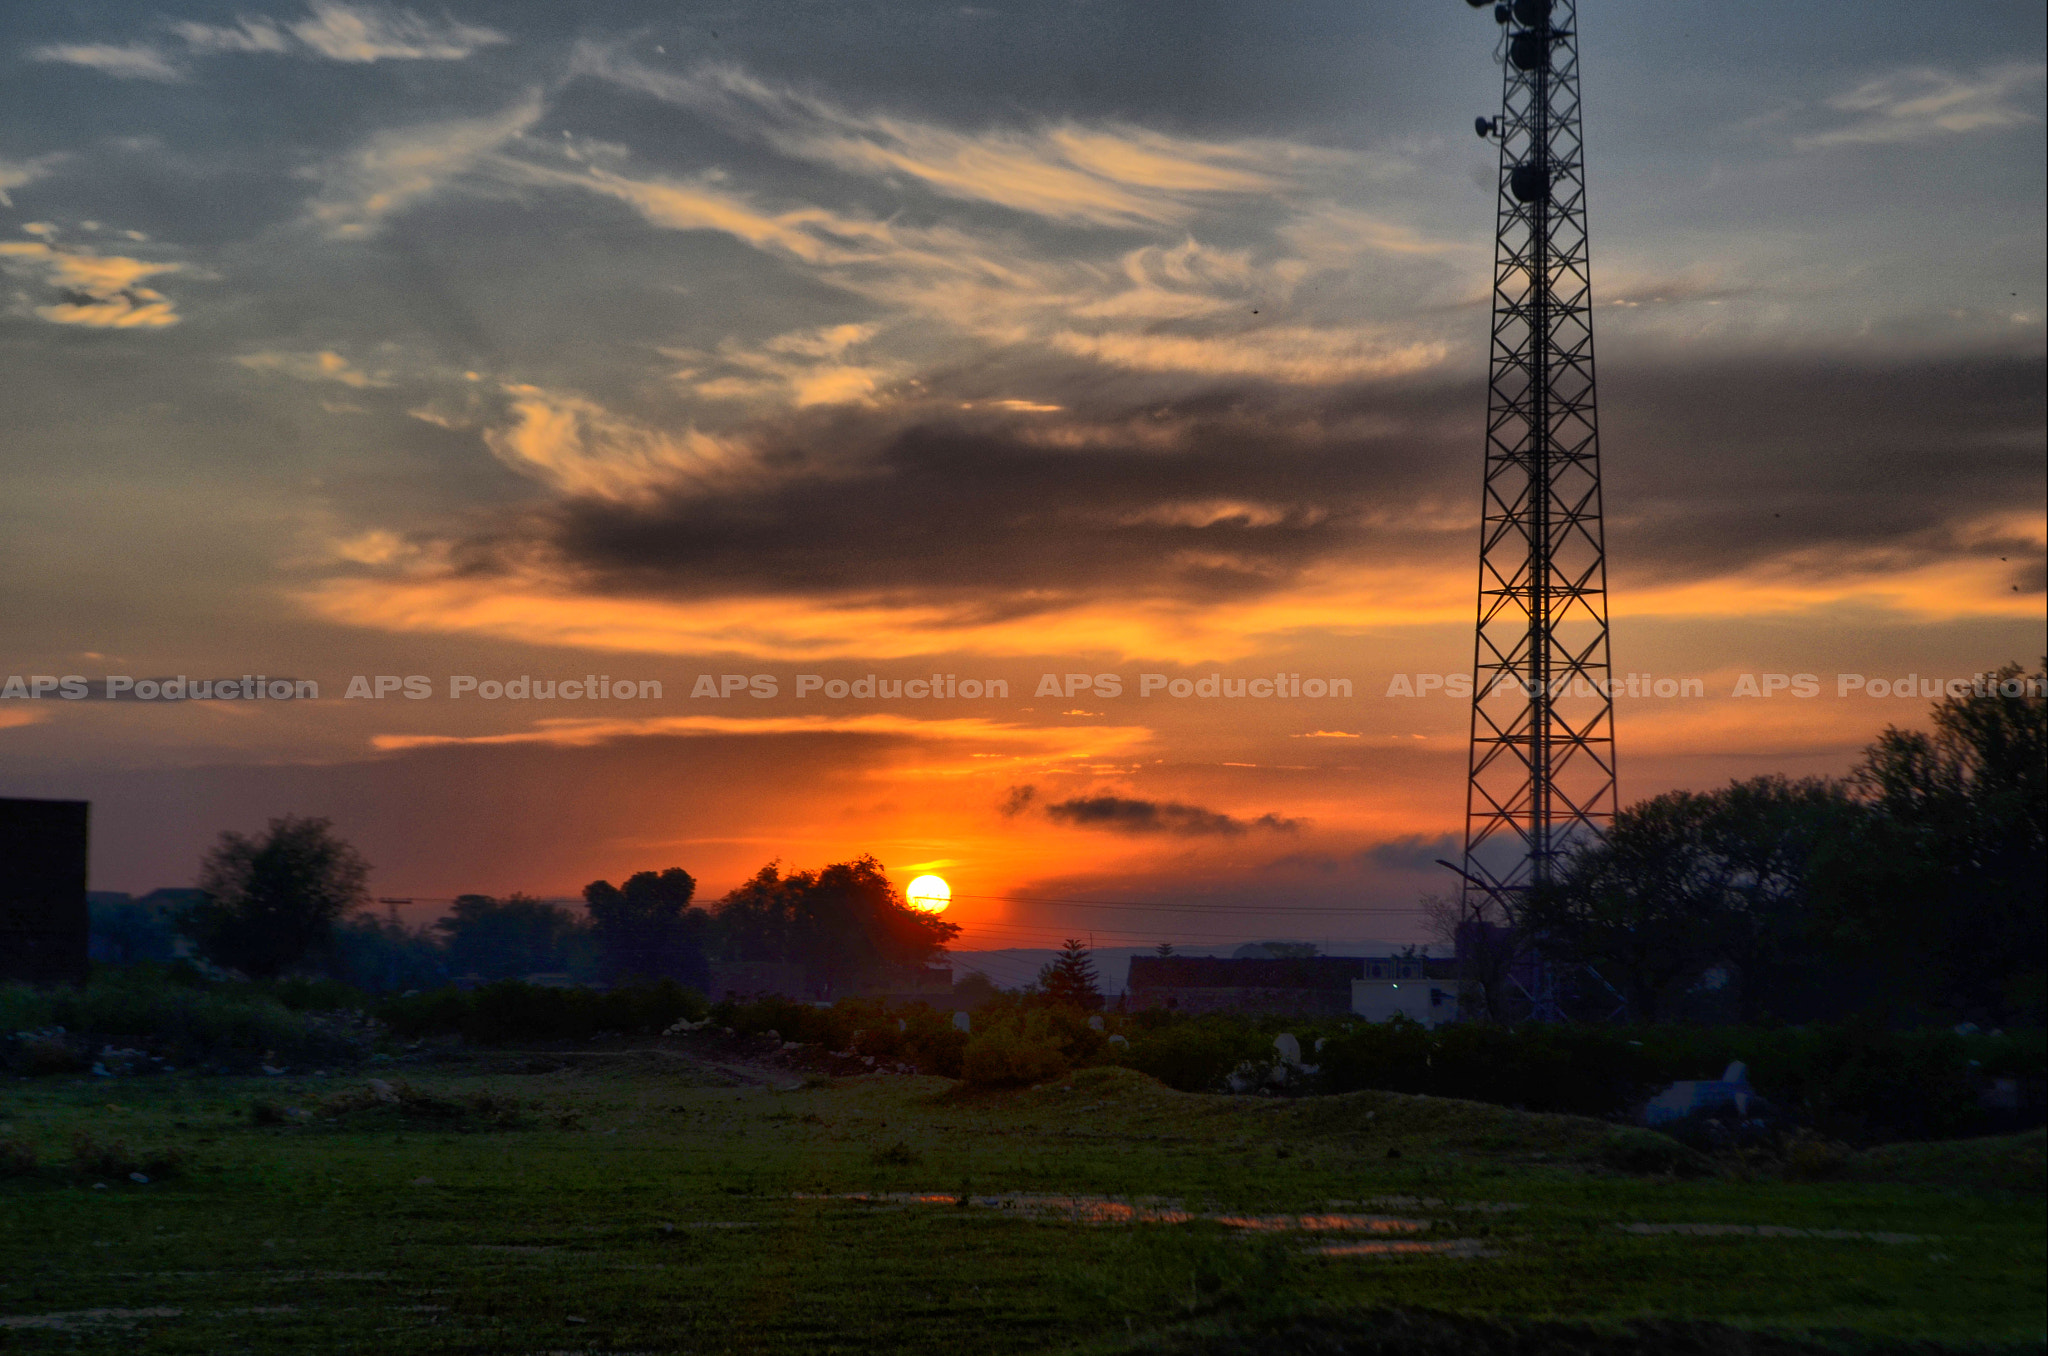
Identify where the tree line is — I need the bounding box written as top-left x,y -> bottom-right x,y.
1457,661 -> 2045,1027
161,838 -> 957,997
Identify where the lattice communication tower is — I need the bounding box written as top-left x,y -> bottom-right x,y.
1456,0 -> 1617,926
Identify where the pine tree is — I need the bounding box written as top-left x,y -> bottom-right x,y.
1037,938 -> 1103,1010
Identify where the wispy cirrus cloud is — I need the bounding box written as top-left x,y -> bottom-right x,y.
236,349 -> 392,388
302,92 -> 543,237
671,322 -> 903,408
167,17 -> 291,55
33,3 -> 505,81
0,154 -> 60,207
1046,325 -> 1447,384
1797,61 -> 2045,148
28,42 -> 182,81
514,147 -> 1448,385
285,1 -> 505,62
571,50 -> 1315,226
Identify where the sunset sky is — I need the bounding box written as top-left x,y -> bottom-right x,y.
2,0 -> 2042,950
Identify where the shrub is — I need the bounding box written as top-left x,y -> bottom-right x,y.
1311,1019 -> 2045,1143
1,969 -> 373,1073
961,1028 -> 1067,1088
9,1032 -> 90,1075
1599,1128 -> 1710,1177
0,1137 -> 37,1177
697,996 -> 967,1075
1119,1019 -> 1270,1093
376,985 -> 470,1038
1783,1129 -> 1852,1181
900,1013 -> 969,1078
318,1080 -> 530,1129
713,994 -> 853,1048
263,975 -> 369,1012
871,1139 -> 921,1166
1318,1020 -> 1662,1116
377,980 -> 708,1044
70,1132 -> 186,1181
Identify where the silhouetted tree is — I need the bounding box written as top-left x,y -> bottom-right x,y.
328,915 -> 449,992
180,816 -> 371,979
1824,660 -> 2047,1023
953,970 -> 1001,1005
1037,939 -> 1103,1011
1423,888 -> 1525,1023
582,868 -> 710,987
436,893 -> 587,981
1524,777 -> 1859,1021
715,856 -> 958,996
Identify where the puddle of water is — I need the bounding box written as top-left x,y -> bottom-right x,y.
1327,1196 -> 1525,1214
1210,1213 -> 1427,1234
1616,1223 -> 1928,1244
794,1192 -> 1428,1234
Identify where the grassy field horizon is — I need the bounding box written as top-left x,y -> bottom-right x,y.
3,1046 -> 2042,1354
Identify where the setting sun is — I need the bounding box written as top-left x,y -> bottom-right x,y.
905,874 -> 951,914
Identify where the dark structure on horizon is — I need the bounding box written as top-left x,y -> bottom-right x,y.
0,797 -> 91,986
1126,955 -> 1457,1019
1455,0 -> 1617,1008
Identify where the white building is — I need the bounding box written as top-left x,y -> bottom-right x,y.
1350,976 -> 1453,1028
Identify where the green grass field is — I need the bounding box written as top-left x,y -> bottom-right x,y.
2,1051 -> 2041,1354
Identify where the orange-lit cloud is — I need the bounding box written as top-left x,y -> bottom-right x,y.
571,52 -> 1319,226
236,349 -> 392,388
300,557 -> 1470,663
1046,327 -> 1449,384
671,322 -> 902,408
0,240 -> 183,327
370,710 -> 1155,764
483,385 -> 756,500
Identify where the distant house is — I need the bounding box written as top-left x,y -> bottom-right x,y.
859,964 -> 961,1009
705,961 -> 809,1002
1127,956 -> 1364,1016
1351,954 -> 1459,1029
1127,954 -> 1458,1021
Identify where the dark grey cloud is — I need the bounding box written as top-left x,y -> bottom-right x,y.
422,350 -> 2046,612
1603,352 -> 2046,593
1044,793 -> 1304,837
1358,833 -> 1462,873
522,383 -> 1459,607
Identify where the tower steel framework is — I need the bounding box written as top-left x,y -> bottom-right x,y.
1457,0 -> 1616,940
